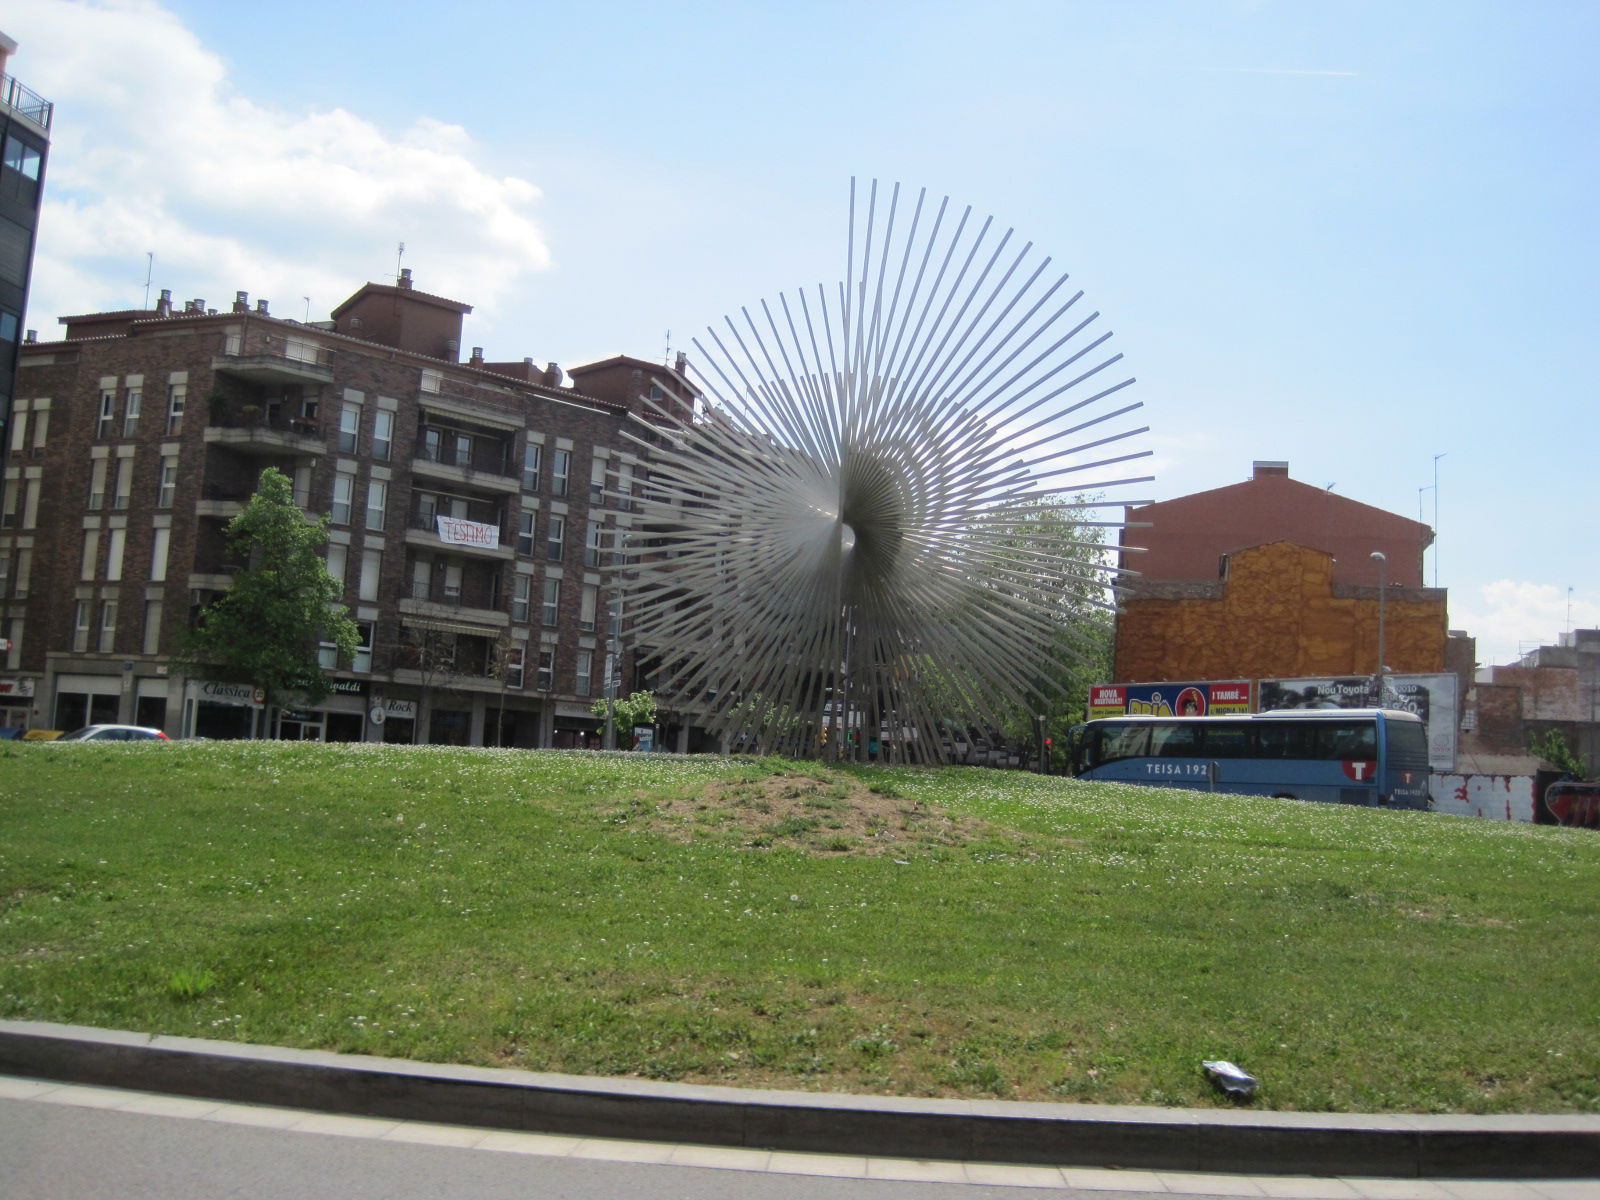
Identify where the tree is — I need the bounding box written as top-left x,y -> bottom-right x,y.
178,467 -> 359,711
591,690 -> 657,741
1532,728 -> 1590,780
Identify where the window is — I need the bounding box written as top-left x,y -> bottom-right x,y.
112,457 -> 132,509
546,515 -> 564,562
542,579 -> 560,626
454,432 -> 472,469
338,405 -> 360,454
13,548 -> 29,598
293,465 -> 311,507
411,556 -> 431,600
522,442 -> 541,490
353,622 -> 374,673
618,461 -> 635,511
21,478 -> 39,528
96,390 -> 115,438
122,387 -> 142,438
81,530 -> 100,581
552,449 -> 570,497
143,601 -> 163,655
156,457 -> 177,508
580,585 -> 598,632
372,410 -> 394,461
366,479 -> 387,531
358,550 -> 382,602
517,511 -> 536,556
575,649 -> 593,697
98,600 -> 119,653
585,523 -> 604,568
590,457 -> 606,504
88,458 -> 108,508
331,472 -> 354,524
0,551 -> 8,597
421,367 -> 442,394
442,562 -> 462,602
326,543 -> 347,591
420,427 -> 443,462
72,601 -> 91,652
512,575 -> 531,622
7,409 -> 23,454
150,528 -> 170,582
106,528 -> 126,582
537,649 -> 554,691
29,408 -> 48,456
0,475 -> 15,527
166,384 -> 186,435
285,337 -> 319,364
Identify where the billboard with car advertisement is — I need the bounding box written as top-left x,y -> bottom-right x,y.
1257,673 -> 1459,772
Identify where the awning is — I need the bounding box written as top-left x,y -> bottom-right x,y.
399,615 -> 499,638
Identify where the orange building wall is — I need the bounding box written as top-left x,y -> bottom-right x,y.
1113,542 -> 1447,682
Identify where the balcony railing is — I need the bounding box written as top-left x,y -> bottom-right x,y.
1,73 -> 52,131
408,579 -> 503,611
207,397 -> 323,438
414,438 -> 514,479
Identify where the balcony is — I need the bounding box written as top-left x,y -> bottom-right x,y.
1,73 -> 53,133
404,511 -> 513,561
212,344 -> 334,387
411,439 -> 519,494
398,588 -> 509,631
205,398 -> 324,457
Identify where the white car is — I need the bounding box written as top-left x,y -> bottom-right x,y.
52,724 -> 171,742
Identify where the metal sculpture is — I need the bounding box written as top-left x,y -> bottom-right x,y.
618,180 -> 1150,762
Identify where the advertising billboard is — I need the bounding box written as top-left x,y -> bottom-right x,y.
1088,680 -> 1253,721
1257,673 -> 1459,771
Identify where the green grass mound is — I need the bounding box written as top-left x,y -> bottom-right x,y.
2,740 -> 1596,1113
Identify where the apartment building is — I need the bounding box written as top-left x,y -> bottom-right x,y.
2,270 -> 695,745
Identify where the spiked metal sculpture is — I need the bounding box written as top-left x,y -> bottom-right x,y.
618,180 -> 1150,762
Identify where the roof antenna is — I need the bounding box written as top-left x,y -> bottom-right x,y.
142,252 -> 154,308
663,329 -> 672,365
396,241 -> 405,284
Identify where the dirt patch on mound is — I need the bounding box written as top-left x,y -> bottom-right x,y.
650,770 -> 1008,856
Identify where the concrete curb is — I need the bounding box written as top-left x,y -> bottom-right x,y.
2,1020 -> 1596,1179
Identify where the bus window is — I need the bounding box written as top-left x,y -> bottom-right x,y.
1203,723 -> 1252,758
1256,722 -> 1312,759
1150,723 -> 1201,757
1319,723 -> 1376,760
1095,723 -> 1149,765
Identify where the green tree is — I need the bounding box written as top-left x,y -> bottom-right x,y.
1532,728 -> 1590,779
178,467 -> 360,711
592,690 -> 657,740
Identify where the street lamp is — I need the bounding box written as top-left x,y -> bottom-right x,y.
1370,551 -> 1388,706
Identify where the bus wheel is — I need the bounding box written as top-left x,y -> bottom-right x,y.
1271,792 -> 1297,801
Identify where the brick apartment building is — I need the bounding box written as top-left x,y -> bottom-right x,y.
1,270 -> 696,746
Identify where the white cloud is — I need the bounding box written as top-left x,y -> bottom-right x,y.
10,0 -> 550,335
1451,580 -> 1600,667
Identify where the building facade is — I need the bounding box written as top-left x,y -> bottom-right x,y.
1114,461 -> 1446,682
2,272 -> 695,746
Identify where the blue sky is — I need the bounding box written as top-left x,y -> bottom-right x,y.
8,0 -> 1596,666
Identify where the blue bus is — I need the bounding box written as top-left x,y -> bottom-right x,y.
1066,709 -> 1431,809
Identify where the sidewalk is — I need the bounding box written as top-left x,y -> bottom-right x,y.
2,1019 -> 1596,1182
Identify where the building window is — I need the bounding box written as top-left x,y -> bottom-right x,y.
338,405 -> 360,454
142,600 -> 163,655
112,458 -> 132,509
98,601 -> 119,653
522,442 -> 541,490
585,523 -> 604,568
420,427 -> 443,462
366,479 -> 387,531
512,575 -> 531,622
537,648 -> 554,691
96,390 -> 115,439
575,649 -> 593,697
88,459 -> 108,508
353,622 -> 374,673
73,601 -> 91,652
442,562 -> 463,602
7,409 -> 24,454
13,547 -> 30,598
331,471 -> 354,525
545,515 -> 564,562
517,510 -> 536,556
410,556 -> 431,600
590,457 -> 605,505
151,527 -> 171,582
81,530 -> 100,581
580,584 -> 598,632
156,458 -> 177,508
552,449 -> 570,497
358,550 -> 382,602
106,528 -> 126,582
29,408 -> 49,456
0,475 -> 15,528
166,384 -> 186,435
542,579 -> 560,627
122,387 -> 142,438
372,410 -> 394,461
326,542 -> 347,591
0,552 -> 8,598
420,368 -> 442,394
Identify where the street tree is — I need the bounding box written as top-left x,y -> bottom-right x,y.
178,466 -> 360,711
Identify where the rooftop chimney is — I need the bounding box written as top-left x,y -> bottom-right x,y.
674,350 -> 688,375
1252,460 -> 1289,479
156,289 -> 172,318
256,298 -> 269,315
233,291 -> 249,313
398,268 -> 414,290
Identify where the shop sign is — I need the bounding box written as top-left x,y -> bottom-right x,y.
194,680 -> 262,706
1089,680 -> 1253,721
436,515 -> 499,548
0,678 -> 35,698
382,698 -> 417,719
329,678 -> 367,696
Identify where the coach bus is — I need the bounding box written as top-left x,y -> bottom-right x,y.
1065,709 -> 1431,809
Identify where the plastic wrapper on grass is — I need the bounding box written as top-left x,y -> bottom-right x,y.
1202,1060 -> 1258,1099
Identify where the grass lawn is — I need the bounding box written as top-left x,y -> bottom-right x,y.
2,740 -> 1596,1114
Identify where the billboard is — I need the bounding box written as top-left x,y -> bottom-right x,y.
1257,673 -> 1459,772
1088,680 -> 1253,721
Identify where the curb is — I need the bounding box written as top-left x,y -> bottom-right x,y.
2,1020 -> 1596,1179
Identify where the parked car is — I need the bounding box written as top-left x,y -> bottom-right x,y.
52,724 -> 171,742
